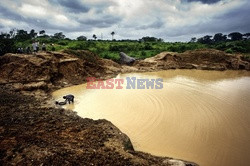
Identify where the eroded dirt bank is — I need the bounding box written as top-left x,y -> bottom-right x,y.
1,48 -> 248,165
0,49 -> 249,91
134,49 -> 250,71
0,50 -> 121,91
1,86 -> 197,165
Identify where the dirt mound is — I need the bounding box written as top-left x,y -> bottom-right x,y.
136,49 -> 250,71
1,49 -> 248,91
0,50 -> 121,91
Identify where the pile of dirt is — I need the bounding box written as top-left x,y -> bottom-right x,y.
0,86 -> 197,165
135,49 -> 250,71
1,49 -> 248,92
0,50 -> 121,91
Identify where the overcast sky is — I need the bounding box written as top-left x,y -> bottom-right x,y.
0,0 -> 249,41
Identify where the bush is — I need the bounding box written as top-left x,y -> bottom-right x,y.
100,52 -> 119,61
0,38 -> 15,56
109,45 -> 120,51
144,43 -> 153,50
68,43 -> 86,50
141,51 -> 147,57
51,47 -> 56,51
57,40 -> 69,46
225,48 -> 233,54
232,46 -> 246,53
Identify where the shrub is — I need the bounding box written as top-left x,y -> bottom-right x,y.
51,47 -> 56,51
141,51 -> 147,57
68,43 -> 86,50
232,46 -> 246,53
144,43 -> 153,50
225,48 -> 233,54
57,40 -> 69,46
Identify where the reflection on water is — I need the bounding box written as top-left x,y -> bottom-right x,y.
53,70 -> 250,166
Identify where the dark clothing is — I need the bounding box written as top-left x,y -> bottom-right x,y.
42,45 -> 46,51
63,94 -> 74,104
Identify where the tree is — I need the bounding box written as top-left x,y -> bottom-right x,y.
77,35 -> 87,41
190,37 -> 196,42
29,29 -> 37,39
15,29 -> 30,41
243,33 -> 250,40
92,34 -> 97,40
141,36 -> 159,42
39,30 -> 45,35
53,32 -> 65,39
158,38 -> 164,42
197,35 -> 213,44
39,30 -> 49,38
111,31 -> 115,40
228,32 -> 243,41
0,33 -> 15,56
213,33 -> 227,42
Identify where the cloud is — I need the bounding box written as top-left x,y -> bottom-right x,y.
173,0 -> 250,36
0,0 -> 249,41
78,17 -> 121,28
0,5 -> 23,21
135,19 -> 165,30
185,0 -> 222,4
50,0 -> 89,13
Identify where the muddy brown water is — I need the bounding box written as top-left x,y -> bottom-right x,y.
53,70 -> 250,166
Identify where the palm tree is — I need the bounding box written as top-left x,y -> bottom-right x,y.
93,34 -> 97,40
111,31 -> 115,40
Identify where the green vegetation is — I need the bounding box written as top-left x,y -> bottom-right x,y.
1,29 -> 250,61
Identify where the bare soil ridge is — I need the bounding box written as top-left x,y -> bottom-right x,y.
0,49 -> 248,91
0,50 -> 120,91
135,49 -> 249,71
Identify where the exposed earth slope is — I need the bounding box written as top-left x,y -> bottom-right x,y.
1,49 -> 249,165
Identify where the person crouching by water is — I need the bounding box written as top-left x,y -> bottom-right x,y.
55,94 -> 74,105
63,94 -> 74,104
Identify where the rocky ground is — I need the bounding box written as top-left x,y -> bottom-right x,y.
1,48 -> 249,165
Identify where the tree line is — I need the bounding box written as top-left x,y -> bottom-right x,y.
0,28 -> 250,56
0,29 -> 164,56
191,32 -> 250,44
0,29 -> 68,56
